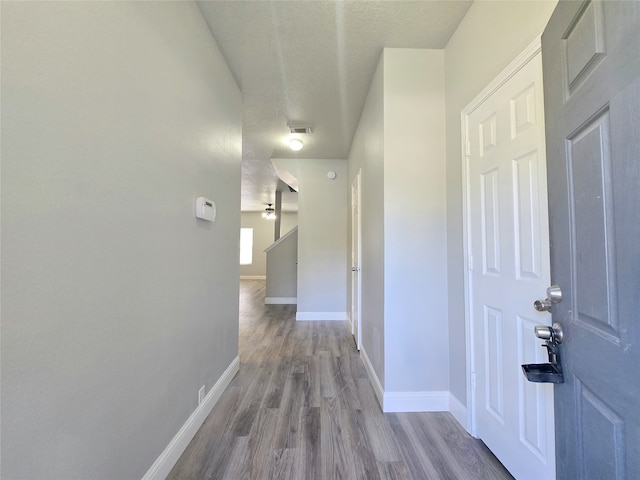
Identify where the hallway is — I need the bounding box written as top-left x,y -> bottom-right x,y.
167,280 -> 513,479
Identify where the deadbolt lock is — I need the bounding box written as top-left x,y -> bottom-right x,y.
534,285 -> 562,312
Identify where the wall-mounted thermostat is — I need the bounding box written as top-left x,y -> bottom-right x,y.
195,197 -> 216,222
327,171 -> 337,180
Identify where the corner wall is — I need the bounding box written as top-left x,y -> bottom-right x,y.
383,49 -> 448,398
444,0 -> 558,410
265,227 -> 298,301
1,3 -> 242,479
348,49 -> 447,411
272,158 -> 348,320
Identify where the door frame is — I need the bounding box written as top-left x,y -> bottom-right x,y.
461,37 -> 544,435
351,169 -> 362,350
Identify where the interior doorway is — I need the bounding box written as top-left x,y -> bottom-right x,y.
351,170 -> 362,350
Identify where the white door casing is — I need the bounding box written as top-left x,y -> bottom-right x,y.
463,40 -> 555,479
351,170 -> 362,350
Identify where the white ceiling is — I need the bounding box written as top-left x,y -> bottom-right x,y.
197,0 -> 473,212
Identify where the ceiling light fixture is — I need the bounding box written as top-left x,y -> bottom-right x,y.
289,138 -> 304,151
262,203 -> 276,220
286,125 -> 311,152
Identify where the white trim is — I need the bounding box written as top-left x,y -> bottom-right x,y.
295,311 -> 347,321
240,275 -> 266,280
463,37 -> 542,115
359,347 -> 453,413
350,169 -> 363,350
383,391 -> 449,413
359,348 -> 470,419
360,347 -> 384,409
265,297 -> 297,305
461,102 -> 476,436
141,357 -> 240,480
461,36 -> 542,438
449,394 -> 470,433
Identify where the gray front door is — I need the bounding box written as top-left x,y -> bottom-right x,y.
542,1 -> 640,478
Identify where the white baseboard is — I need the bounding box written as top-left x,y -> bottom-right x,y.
449,394 -> 469,432
265,297 -> 297,305
360,348 -> 449,413
295,311 -> 348,321
360,347 -> 384,410
382,390 -> 449,413
141,356 -> 240,480
240,275 -> 266,280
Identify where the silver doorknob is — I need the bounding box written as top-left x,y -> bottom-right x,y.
534,285 -> 562,312
534,299 -> 553,312
534,323 -> 564,344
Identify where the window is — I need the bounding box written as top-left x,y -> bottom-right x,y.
239,228 -> 253,265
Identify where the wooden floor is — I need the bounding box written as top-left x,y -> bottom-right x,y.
168,280 -> 513,480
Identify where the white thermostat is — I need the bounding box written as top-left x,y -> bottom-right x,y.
327,171 -> 337,179
195,197 -> 216,222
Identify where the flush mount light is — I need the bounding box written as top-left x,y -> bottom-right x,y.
289,138 -> 304,151
286,125 -> 311,151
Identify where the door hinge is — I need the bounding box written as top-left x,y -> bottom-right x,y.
468,254 -> 473,271
465,140 -> 471,157
471,371 -> 476,390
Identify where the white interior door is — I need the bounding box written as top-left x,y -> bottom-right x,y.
351,170 -> 362,350
465,48 -> 555,479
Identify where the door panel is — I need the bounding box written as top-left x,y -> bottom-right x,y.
514,150 -> 543,280
467,51 -> 555,479
481,168 -> 501,274
542,1 -> 640,478
568,110 -> 619,339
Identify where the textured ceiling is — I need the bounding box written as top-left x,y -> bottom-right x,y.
197,0 -> 472,212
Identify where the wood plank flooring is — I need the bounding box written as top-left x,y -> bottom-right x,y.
167,280 -> 513,480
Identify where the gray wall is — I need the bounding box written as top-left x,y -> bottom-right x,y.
240,211 -> 298,278
348,56 -> 386,381
383,49 -> 447,393
265,227 -> 298,299
348,49 -> 447,396
273,158 -> 348,318
280,213 -> 298,240
444,0 -> 558,405
1,2 -> 242,479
